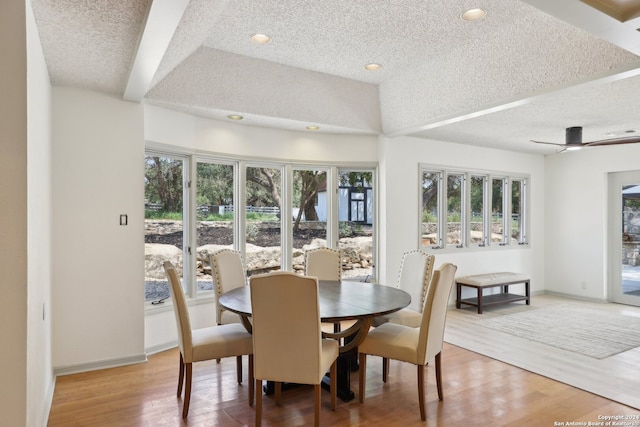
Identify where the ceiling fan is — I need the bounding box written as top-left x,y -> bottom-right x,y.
531,127 -> 640,151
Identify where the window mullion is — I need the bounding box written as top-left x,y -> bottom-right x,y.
437,172 -> 445,249
281,165 -> 293,272
185,156 -> 197,297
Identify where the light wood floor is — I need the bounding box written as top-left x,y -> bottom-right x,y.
48,340 -> 640,426
446,293 -> 640,410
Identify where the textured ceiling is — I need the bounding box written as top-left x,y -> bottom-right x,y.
30,0 -> 640,155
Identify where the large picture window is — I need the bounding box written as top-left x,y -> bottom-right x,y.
144,148 -> 377,304
421,165 -> 529,251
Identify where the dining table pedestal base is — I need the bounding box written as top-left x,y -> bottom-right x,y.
321,345 -> 358,401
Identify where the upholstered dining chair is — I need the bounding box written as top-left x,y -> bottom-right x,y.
210,249 -> 247,325
358,263 -> 457,421
250,271 -> 339,427
304,247 -> 342,281
210,249 -> 249,377
305,247 -> 343,333
163,261 -> 254,418
371,250 -> 435,328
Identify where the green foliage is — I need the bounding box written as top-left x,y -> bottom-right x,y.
196,163 -> 234,206
203,212 -> 233,221
422,211 -> 437,222
246,167 -> 281,208
145,156 -> 183,212
339,171 -> 372,189
246,212 -> 278,221
246,223 -> 258,242
339,221 -> 352,237
447,213 -> 461,222
145,210 -> 182,220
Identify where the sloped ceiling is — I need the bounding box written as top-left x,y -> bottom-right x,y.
30,0 -> 640,154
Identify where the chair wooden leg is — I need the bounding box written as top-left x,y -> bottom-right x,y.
248,354 -> 254,407
255,379 -> 262,427
182,362 -> 193,418
236,355 -> 242,384
382,357 -> 389,382
275,381 -> 282,405
435,351 -> 443,401
177,353 -> 185,397
358,352 -> 367,403
417,364 -> 425,421
330,360 -> 337,411
314,384 -> 321,427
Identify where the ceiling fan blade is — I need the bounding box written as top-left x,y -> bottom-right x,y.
584,136 -> 640,147
530,139 -> 569,147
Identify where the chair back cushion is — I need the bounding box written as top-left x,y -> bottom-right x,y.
397,250 -> 435,312
304,247 -> 342,281
250,272 -> 325,384
211,249 -> 247,324
163,261 -> 193,361
418,263 -> 457,364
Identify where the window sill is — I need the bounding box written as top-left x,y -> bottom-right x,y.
421,243 -> 530,254
144,293 -> 216,315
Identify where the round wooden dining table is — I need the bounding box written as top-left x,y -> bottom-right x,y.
219,279 -> 411,401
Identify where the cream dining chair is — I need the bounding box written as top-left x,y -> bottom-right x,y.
210,249 -> 249,379
358,263 -> 457,421
210,248 -> 247,325
163,261 -> 254,418
371,250 -> 435,328
304,247 -> 342,281
305,247 -> 343,333
250,271 -> 339,427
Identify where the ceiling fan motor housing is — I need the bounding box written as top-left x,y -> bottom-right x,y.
566,126 -> 583,145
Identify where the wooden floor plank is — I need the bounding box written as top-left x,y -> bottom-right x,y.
48,338 -> 640,426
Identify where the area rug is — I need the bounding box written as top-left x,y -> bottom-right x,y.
475,303 -> 640,359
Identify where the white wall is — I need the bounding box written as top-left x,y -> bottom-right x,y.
0,0 -> 28,425
378,136 -> 546,295
544,144 -> 640,300
52,88 -> 146,371
27,1 -> 54,424
144,105 -> 379,163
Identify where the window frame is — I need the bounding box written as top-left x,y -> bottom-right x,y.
145,143 -> 377,308
420,164 -> 530,252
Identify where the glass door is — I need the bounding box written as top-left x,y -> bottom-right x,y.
609,171 -> 640,305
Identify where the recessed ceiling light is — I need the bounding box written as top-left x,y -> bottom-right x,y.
461,8 -> 487,21
364,63 -> 382,71
306,125 -> 320,131
227,114 -> 243,120
250,33 -> 271,44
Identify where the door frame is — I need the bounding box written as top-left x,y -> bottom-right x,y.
608,170 -> 640,306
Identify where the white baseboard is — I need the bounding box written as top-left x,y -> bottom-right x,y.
145,341 -> 178,356
543,290 -> 608,303
54,353 -> 148,377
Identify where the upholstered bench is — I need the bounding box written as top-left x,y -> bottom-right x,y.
455,272 -> 530,314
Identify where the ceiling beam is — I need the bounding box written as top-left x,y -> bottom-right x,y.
123,0 -> 190,102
